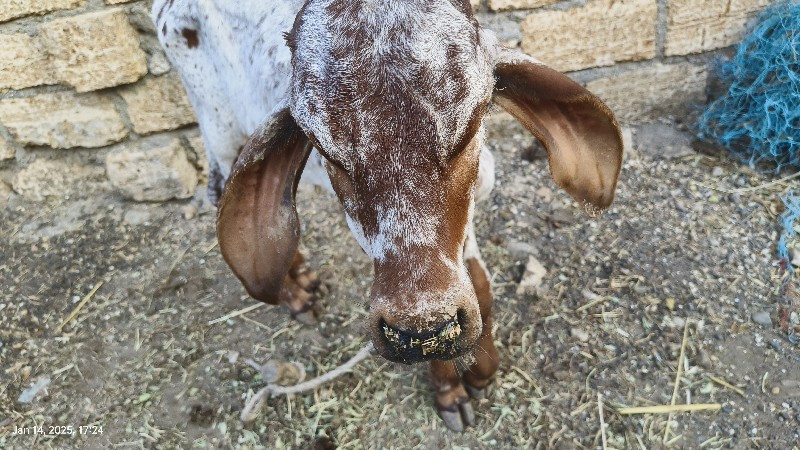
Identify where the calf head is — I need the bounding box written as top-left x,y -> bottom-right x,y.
217,0 -> 623,364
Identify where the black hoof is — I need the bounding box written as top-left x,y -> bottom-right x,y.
437,400 -> 474,432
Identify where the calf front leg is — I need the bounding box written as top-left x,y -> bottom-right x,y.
207,158 -> 224,206
430,225 -> 499,431
462,223 -> 499,394
462,256 -> 499,397
279,251 -> 321,324
462,146 -> 499,394
430,360 -> 475,432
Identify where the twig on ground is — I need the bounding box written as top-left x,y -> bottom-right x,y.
617,404 -> 722,415
202,241 -> 219,256
575,289 -> 608,312
598,393 -> 608,450
58,281 -> 104,331
241,343 -> 374,422
208,303 -> 264,325
708,376 -> 745,396
240,315 -> 272,331
699,435 -> 732,448
664,319 -> 690,443
52,363 -> 74,376
511,365 -> 543,396
164,245 -> 192,284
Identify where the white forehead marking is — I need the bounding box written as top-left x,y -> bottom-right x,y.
375,204 -> 438,259
345,203 -> 439,262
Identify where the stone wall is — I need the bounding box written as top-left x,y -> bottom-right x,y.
0,0 -> 772,205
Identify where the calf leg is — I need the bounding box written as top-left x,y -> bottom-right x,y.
207,158 -> 225,206
430,360 -> 475,432
279,251 -> 321,324
462,253 -> 499,397
462,149 -> 499,394
430,225 -> 498,431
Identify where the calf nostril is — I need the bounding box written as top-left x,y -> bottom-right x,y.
437,319 -> 462,344
456,308 -> 467,329
381,318 -> 407,349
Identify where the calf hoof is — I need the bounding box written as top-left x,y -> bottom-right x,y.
282,278 -> 319,325
464,379 -> 495,401
435,385 -> 474,432
289,302 -> 318,326
437,399 -> 475,432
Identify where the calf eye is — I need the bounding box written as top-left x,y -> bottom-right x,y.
317,147 -> 350,174
449,101 -> 489,160
307,134 -> 351,174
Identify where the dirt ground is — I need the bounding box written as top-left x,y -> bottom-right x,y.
2,116 -> 799,449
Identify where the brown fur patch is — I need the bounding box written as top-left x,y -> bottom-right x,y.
181,28 -> 199,49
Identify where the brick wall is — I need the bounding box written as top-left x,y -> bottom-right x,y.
0,0 -> 772,204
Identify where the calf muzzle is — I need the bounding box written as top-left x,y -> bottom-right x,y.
378,311 -> 467,364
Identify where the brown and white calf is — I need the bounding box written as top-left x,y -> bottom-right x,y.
154,0 -> 623,431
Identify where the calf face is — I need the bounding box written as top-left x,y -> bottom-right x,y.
216,0 -> 623,364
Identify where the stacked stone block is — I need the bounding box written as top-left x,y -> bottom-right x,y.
0,1 -> 200,204
0,0 -> 772,204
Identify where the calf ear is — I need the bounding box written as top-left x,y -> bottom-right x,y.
492,49 -> 623,211
217,107 -> 312,304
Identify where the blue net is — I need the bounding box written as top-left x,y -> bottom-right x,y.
779,191 -> 800,260
698,1 -> 800,342
697,1 -> 800,172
